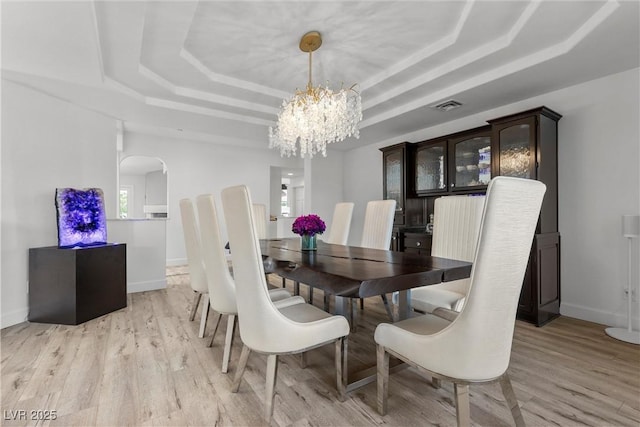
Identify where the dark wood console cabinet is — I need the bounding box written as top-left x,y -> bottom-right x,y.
29,244 -> 127,325
381,106 -> 561,326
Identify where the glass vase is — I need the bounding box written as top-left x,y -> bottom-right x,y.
300,234 -> 317,251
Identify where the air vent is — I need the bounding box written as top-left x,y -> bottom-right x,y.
431,99 -> 463,112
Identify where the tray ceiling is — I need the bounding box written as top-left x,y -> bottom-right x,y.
2,1 -> 638,152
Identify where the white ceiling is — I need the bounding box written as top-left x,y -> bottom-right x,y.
2,1 -> 639,153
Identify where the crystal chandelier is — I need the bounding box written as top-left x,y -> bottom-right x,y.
269,31 -> 362,158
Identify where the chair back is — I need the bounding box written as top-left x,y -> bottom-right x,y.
179,198 -> 208,293
252,203 -> 268,239
444,177 -> 545,380
360,200 -> 396,250
196,194 -> 237,314
324,202 -> 354,245
432,195 -> 485,262
222,185 -> 325,353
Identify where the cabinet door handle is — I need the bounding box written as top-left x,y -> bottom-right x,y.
450,183 -> 455,188
416,242 -> 421,247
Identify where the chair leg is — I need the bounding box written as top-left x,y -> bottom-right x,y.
300,352 -> 308,369
207,313 -> 223,348
453,383 -> 471,427
500,373 -> 526,427
309,286 -> 314,304
376,344 -> 389,415
324,294 -> 330,312
431,377 -> 441,389
335,337 -> 348,401
282,277 -> 286,288
360,298 -> 364,309
294,281 -> 300,295
264,354 -> 279,422
221,314 -> 236,374
232,345 -> 251,393
189,291 -> 202,321
349,299 -> 358,332
198,294 -> 210,338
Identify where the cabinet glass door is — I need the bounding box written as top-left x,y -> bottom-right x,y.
415,142 -> 446,193
384,150 -> 403,213
498,120 -> 535,179
451,136 -> 491,190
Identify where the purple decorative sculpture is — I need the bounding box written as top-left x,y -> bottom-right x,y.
55,188 -> 107,248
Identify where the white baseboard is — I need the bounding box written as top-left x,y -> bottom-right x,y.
561,302 -> 640,329
1,308 -> 28,329
166,258 -> 187,267
127,279 -> 167,293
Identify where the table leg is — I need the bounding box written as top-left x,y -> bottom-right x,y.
396,289 -> 412,321
334,296 -> 357,331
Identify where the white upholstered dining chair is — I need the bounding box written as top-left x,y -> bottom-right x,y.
179,198 -> 210,338
221,185 -> 350,423
323,202 -> 354,245
375,177 -> 546,427
196,194 -> 300,373
308,202 -> 354,305
358,199 -> 397,318
410,195 -> 485,314
360,199 -> 396,250
252,203 -> 268,239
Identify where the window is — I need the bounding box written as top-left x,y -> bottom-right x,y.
119,185 -> 133,218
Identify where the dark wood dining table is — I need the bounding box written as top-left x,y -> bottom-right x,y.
260,237 -> 472,392
261,238 -> 472,321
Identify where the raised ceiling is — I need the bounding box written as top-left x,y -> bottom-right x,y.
2,1 -> 639,152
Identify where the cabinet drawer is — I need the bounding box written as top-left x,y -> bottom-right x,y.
403,233 -> 432,253
404,247 -> 430,256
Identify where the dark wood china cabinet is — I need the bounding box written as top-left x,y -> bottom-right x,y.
381,106 -> 561,326
489,107 -> 562,326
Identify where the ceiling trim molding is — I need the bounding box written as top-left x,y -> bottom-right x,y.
104,76 -> 146,101
145,97 -> 274,127
123,121 -> 274,151
363,0 -> 540,110
360,0 -> 474,91
137,64 -> 279,115
360,0 -> 619,129
180,48 -> 290,100
89,0 -> 105,83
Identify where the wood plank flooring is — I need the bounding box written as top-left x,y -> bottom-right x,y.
2,266 -> 639,426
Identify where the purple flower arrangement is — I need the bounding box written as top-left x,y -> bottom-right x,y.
292,214 -> 326,236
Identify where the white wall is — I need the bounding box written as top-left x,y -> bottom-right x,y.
343,68 -> 640,328
107,219 -> 167,293
1,80 -> 118,328
120,132 -> 303,265
307,151 -> 347,239
145,170 -> 167,205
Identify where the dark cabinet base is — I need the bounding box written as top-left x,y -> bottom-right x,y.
29,244 -> 127,325
517,233 -> 561,326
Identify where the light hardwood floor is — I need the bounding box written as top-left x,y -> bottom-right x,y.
2,267 -> 639,426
